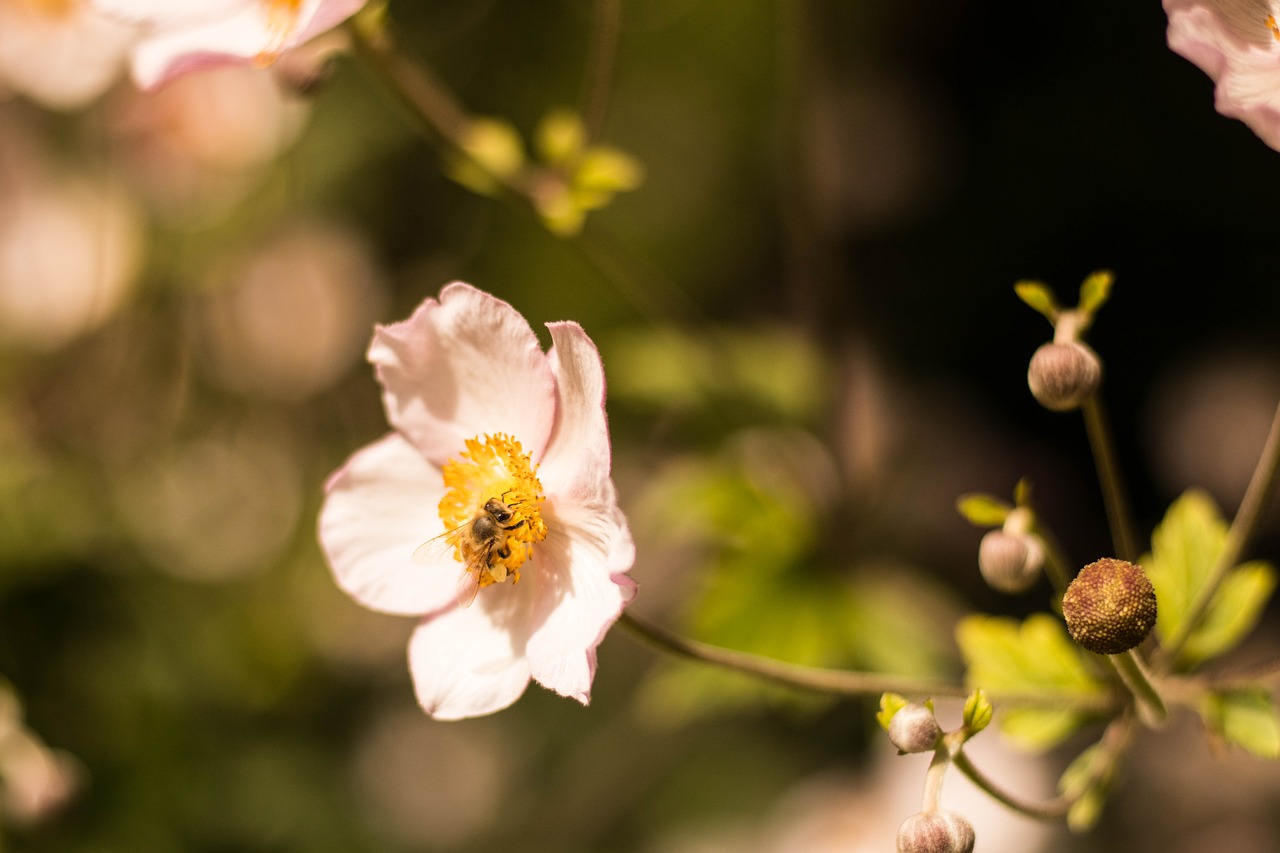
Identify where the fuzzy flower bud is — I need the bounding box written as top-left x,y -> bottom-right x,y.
888,703 -> 942,754
977,529 -> 1044,593
1062,558 -> 1157,655
897,810 -> 976,853
1027,341 -> 1101,411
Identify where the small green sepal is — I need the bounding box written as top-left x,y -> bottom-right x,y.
956,493 -> 1012,528
1077,270 -> 1113,318
1014,281 -> 1059,322
962,688 -> 993,737
877,692 -> 909,730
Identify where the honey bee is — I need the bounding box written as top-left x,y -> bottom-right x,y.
414,497 -> 527,608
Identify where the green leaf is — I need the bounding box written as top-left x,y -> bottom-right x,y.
1057,743 -> 1113,832
963,688 -> 993,736
1202,689 -> 1280,759
1144,490 -> 1278,669
1182,560 -> 1276,665
956,614 -> 1107,750
956,494 -> 1012,528
878,693 -> 909,730
1077,270 -> 1113,317
1014,281 -> 1059,321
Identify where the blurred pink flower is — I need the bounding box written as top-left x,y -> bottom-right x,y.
90,0 -> 366,90
0,0 -> 136,110
318,282 -> 636,720
1164,0 -> 1280,150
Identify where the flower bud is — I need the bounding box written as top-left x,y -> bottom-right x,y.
1062,558 -> 1157,655
897,810 -> 975,853
977,530 -> 1044,593
1027,341 -> 1101,411
888,703 -> 942,754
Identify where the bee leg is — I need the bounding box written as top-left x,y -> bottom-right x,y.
502,518 -> 526,532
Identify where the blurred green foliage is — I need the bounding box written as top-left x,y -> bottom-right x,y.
4,2 -> 1280,852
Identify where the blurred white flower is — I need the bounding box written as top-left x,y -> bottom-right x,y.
0,0 -> 136,110
0,176 -> 143,351
107,63 -> 307,224
198,219 -> 387,400
91,0 -> 367,90
0,687 -> 80,826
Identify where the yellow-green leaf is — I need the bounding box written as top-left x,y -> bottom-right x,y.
1014,281 -> 1058,321
956,614 -> 1107,750
1077,270 -> 1113,317
1182,561 -> 1276,665
1202,689 -> 1280,759
956,494 -> 1012,528
1144,490 -> 1278,669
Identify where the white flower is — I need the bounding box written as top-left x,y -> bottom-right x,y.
1164,0 -> 1280,150
318,282 -> 637,720
90,0 -> 367,90
0,0 -> 136,110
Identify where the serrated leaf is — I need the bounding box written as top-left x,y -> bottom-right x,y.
1202,688 -> 1280,759
878,693 -> 909,730
1014,281 -> 1059,321
957,614 -> 1107,750
1077,270 -> 1113,317
1144,490 -> 1278,669
956,494 -> 1011,527
963,689 -> 993,736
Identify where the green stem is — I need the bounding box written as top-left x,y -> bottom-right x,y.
1081,397 -> 1140,563
617,613 -> 1116,711
920,747 -> 951,813
581,0 -> 622,143
1111,650 -> 1166,726
1159,400 -> 1280,671
951,751 -> 1070,821
952,714 -> 1133,823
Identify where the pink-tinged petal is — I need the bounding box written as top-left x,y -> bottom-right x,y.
318,432 -> 458,616
1165,0 -> 1280,150
295,0 -> 367,43
370,282 -> 557,466
408,582 -> 536,720
538,321 -> 613,504
524,501 -> 636,703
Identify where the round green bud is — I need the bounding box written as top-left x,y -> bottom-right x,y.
1027,341 -> 1101,411
978,530 -> 1044,593
1062,558 -> 1157,655
888,703 -> 942,754
897,810 -> 975,853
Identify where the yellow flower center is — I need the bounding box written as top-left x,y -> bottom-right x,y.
438,433 -> 547,590
254,0 -> 305,67
13,0 -> 77,21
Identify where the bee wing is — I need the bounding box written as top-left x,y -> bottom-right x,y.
455,569 -> 481,609
413,522 -> 468,566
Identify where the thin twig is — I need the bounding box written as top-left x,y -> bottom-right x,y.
1081,396 -> 1140,563
581,0 -> 622,143
617,612 -> 1117,711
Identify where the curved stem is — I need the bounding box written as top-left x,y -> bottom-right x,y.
581,0 -> 622,143
617,613 -> 1117,711
1111,650 -> 1166,726
1081,396 -> 1140,564
952,713 -> 1133,823
920,747 -> 950,813
1159,400 -> 1280,671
